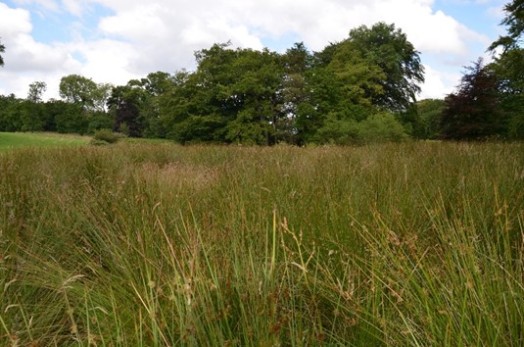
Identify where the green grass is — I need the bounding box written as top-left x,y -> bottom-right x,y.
0,142 -> 523,346
0,132 -> 90,150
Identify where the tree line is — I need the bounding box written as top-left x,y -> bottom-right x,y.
0,3 -> 523,144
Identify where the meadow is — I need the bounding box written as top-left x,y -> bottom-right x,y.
0,141 -> 523,346
0,132 -> 90,150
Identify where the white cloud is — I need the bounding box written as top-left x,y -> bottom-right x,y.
420,65 -> 462,99
12,0 -> 59,12
0,0 -> 504,100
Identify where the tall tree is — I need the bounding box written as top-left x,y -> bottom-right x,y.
280,42 -> 313,143
59,74 -> 111,112
108,85 -> 145,137
487,0 -> 524,138
162,43 -> 284,144
490,49 -> 524,138
27,81 -> 47,103
126,71 -> 176,137
489,0 -> 524,51
295,38 -> 385,143
440,58 -> 505,139
347,22 -> 425,111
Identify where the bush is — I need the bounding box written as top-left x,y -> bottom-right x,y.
92,129 -> 123,144
358,112 -> 409,143
314,112 -> 409,145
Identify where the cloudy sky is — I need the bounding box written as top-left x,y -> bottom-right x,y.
0,0 -> 507,100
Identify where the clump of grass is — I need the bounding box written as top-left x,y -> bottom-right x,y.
90,129 -> 125,145
0,142 -> 523,345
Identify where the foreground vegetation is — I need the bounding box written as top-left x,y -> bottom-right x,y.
1,142 -> 523,346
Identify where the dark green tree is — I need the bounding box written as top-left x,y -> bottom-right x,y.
490,49 -> 524,138
0,94 -> 23,131
47,100 -> 86,134
488,1 -> 524,138
413,99 -> 445,139
108,85 -> 145,137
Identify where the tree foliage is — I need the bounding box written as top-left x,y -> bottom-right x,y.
440,59 -> 505,140
481,0 -> 524,139
27,81 -> 47,103
347,22 -> 425,111
489,0 -> 524,51
59,74 -> 111,112
1,22 -> 430,144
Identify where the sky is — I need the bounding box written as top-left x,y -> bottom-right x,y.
0,0 -> 509,101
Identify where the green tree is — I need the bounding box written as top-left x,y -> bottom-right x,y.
27,81 -> 47,103
490,49 -> 524,138
0,94 -> 23,131
348,22 -> 425,111
160,43 -> 284,144
413,99 -> 445,139
52,101 -> 88,134
296,38 -> 385,143
489,0 -> 524,52
126,71 -> 176,138
59,74 -> 111,112
280,42 -> 313,143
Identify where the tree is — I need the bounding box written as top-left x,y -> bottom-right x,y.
489,0 -> 524,52
59,74 -> 111,112
0,94 -> 22,131
27,81 -> 47,103
347,22 -> 425,111
440,58 -> 505,140
161,43 -> 284,144
126,71 -> 176,137
490,49 -> 524,138
0,39 -> 5,66
413,99 -> 445,139
279,42 -> 313,143
108,85 -> 145,137
295,37 -> 386,143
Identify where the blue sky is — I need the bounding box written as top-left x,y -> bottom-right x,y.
0,0 -> 509,99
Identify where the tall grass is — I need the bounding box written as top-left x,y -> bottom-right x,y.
0,142 -> 523,346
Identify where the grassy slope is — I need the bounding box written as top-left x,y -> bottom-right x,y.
0,142 -> 523,346
0,132 -> 90,150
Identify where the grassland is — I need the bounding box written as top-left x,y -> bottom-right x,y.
0,132 -> 90,150
0,141 -> 523,346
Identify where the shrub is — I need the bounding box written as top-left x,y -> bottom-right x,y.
92,128 -> 123,144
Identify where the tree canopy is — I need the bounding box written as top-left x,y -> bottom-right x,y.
489,0 -> 524,52
0,22 -> 435,143
440,59 -> 505,139
59,74 -> 111,112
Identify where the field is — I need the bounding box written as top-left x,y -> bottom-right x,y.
1,141 -> 523,346
0,132 -> 90,150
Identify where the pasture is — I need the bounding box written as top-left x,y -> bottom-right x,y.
0,132 -> 90,150
0,141 -> 523,346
